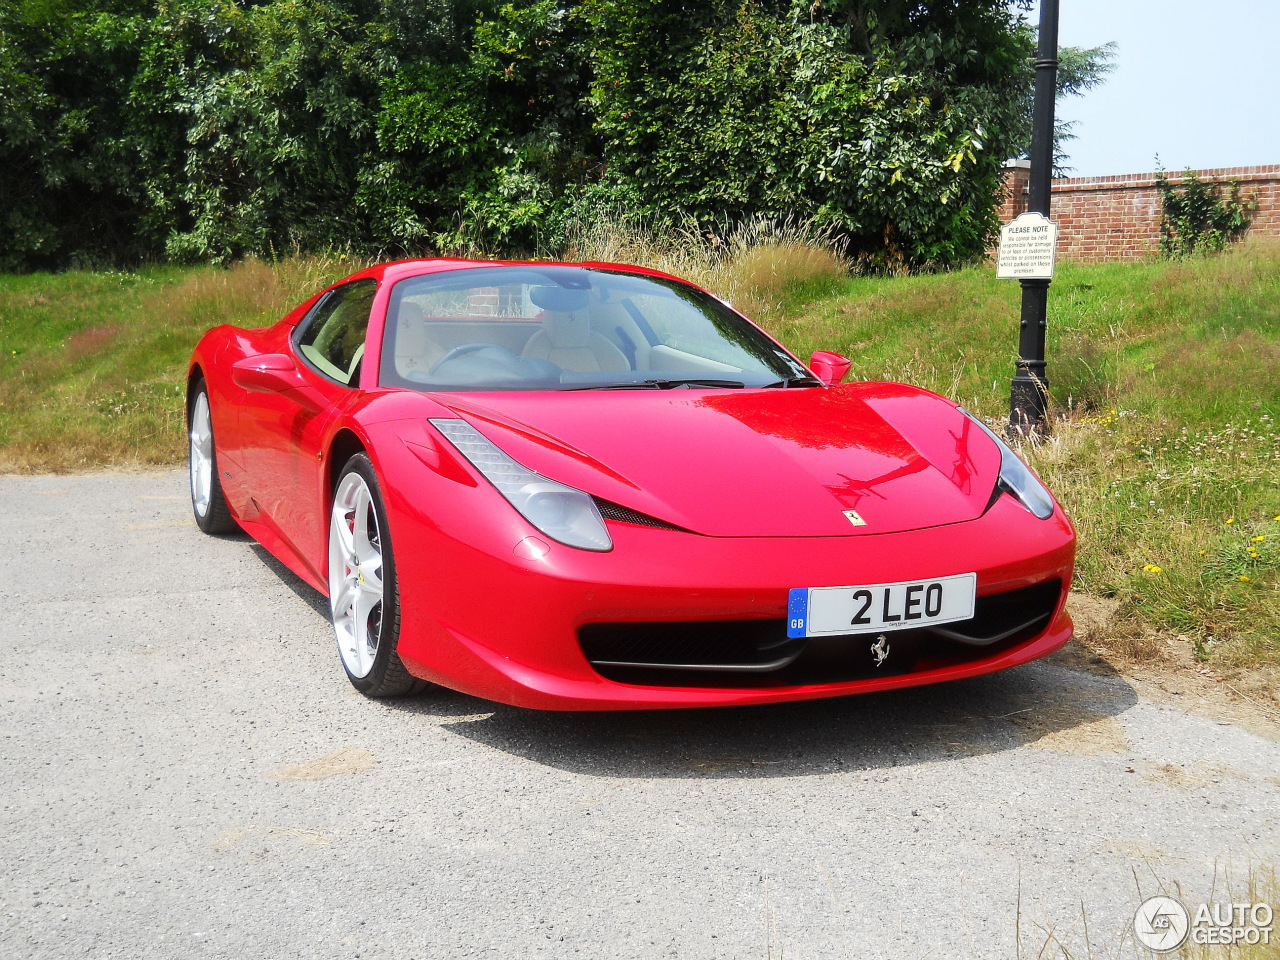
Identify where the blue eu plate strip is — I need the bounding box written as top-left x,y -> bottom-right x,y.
787,588 -> 809,638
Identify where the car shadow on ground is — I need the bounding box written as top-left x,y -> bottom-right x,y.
389,654 -> 1140,780
246,540 -> 1141,779
248,542 -> 331,618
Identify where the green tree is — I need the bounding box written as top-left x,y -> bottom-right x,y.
127,0 -> 373,262
0,0 -> 1058,271
582,0 -> 1032,268
362,0 -> 594,253
0,0 -> 150,269
123,0 -> 591,261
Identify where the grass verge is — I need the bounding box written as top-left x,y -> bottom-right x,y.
0,251 -> 371,470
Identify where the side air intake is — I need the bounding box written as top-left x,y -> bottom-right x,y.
591,498 -> 691,533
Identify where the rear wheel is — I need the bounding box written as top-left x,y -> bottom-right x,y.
328,454 -> 427,697
188,383 -> 236,534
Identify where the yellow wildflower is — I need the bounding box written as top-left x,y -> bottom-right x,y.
1251,536 -> 1265,542
1142,564 -> 1163,574
1239,575 -> 1251,582
1226,518 -> 1235,524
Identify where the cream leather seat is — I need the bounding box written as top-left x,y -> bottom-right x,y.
521,306 -> 629,373
394,301 -> 445,378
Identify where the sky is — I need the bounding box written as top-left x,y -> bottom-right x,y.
1022,0 -> 1280,178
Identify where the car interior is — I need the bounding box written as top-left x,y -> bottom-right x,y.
295,278 -> 378,386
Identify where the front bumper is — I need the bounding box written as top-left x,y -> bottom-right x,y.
388,490 -> 1076,711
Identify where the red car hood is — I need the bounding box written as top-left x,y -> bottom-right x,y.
433,383 -> 1002,538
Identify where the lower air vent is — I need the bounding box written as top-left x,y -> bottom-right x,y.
579,579 -> 1064,688
929,578 -> 1062,645
580,620 -> 805,673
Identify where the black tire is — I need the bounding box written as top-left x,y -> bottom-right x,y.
329,453 -> 429,698
188,381 -> 237,535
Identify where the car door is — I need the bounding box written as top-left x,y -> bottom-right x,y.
237,278 -> 378,577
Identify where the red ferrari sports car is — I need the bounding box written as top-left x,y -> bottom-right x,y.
187,258 -> 1075,710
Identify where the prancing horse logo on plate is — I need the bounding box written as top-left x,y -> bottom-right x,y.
842,509 -> 867,527
870,635 -> 890,668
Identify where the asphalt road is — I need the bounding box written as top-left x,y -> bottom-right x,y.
2,470 -> 1277,960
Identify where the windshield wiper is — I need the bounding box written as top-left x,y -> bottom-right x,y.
565,378 -> 747,391
762,376 -> 823,388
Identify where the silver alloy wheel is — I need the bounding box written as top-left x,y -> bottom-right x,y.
329,472 -> 385,679
189,391 -> 214,518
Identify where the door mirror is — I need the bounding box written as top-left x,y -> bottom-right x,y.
231,354 -> 308,393
808,350 -> 851,387
231,354 -> 327,413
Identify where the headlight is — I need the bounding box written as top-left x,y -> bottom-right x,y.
960,410 -> 1056,520
430,419 -> 612,551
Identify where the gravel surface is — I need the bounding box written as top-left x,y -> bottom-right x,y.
2,470 -> 1277,959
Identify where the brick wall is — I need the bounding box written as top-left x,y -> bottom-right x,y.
998,162 -> 1280,262
468,289 -> 499,316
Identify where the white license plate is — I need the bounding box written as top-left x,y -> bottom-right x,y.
787,573 -> 977,638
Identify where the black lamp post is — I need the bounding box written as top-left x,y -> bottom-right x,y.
1009,0 -> 1059,438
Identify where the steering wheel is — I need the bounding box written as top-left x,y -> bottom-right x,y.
429,342 -> 510,375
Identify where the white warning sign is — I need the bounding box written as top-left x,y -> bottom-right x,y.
996,212 -> 1058,280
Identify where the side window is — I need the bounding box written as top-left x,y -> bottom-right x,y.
295,279 -> 378,385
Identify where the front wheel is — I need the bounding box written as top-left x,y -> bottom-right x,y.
328,454 -> 427,697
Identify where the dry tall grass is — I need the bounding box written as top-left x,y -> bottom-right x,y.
563,215 -> 850,328
149,248 -> 377,329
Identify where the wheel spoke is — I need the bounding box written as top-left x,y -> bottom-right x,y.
360,560 -> 382,594
352,589 -> 378,674
330,576 -> 358,619
190,422 -> 210,449
333,505 -> 357,563
353,489 -> 378,564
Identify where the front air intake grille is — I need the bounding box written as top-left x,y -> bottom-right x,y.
580,619 -> 806,673
929,578 -> 1062,646
579,578 -> 1065,688
592,497 -> 690,532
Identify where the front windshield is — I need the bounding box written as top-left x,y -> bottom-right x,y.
379,265 -> 812,391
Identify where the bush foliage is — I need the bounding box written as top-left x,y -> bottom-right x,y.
1155,167 -> 1256,259
0,0 -> 1035,270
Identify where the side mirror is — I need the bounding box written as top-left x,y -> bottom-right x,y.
808,350 -> 851,387
231,354 -> 327,412
231,354 -> 308,393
